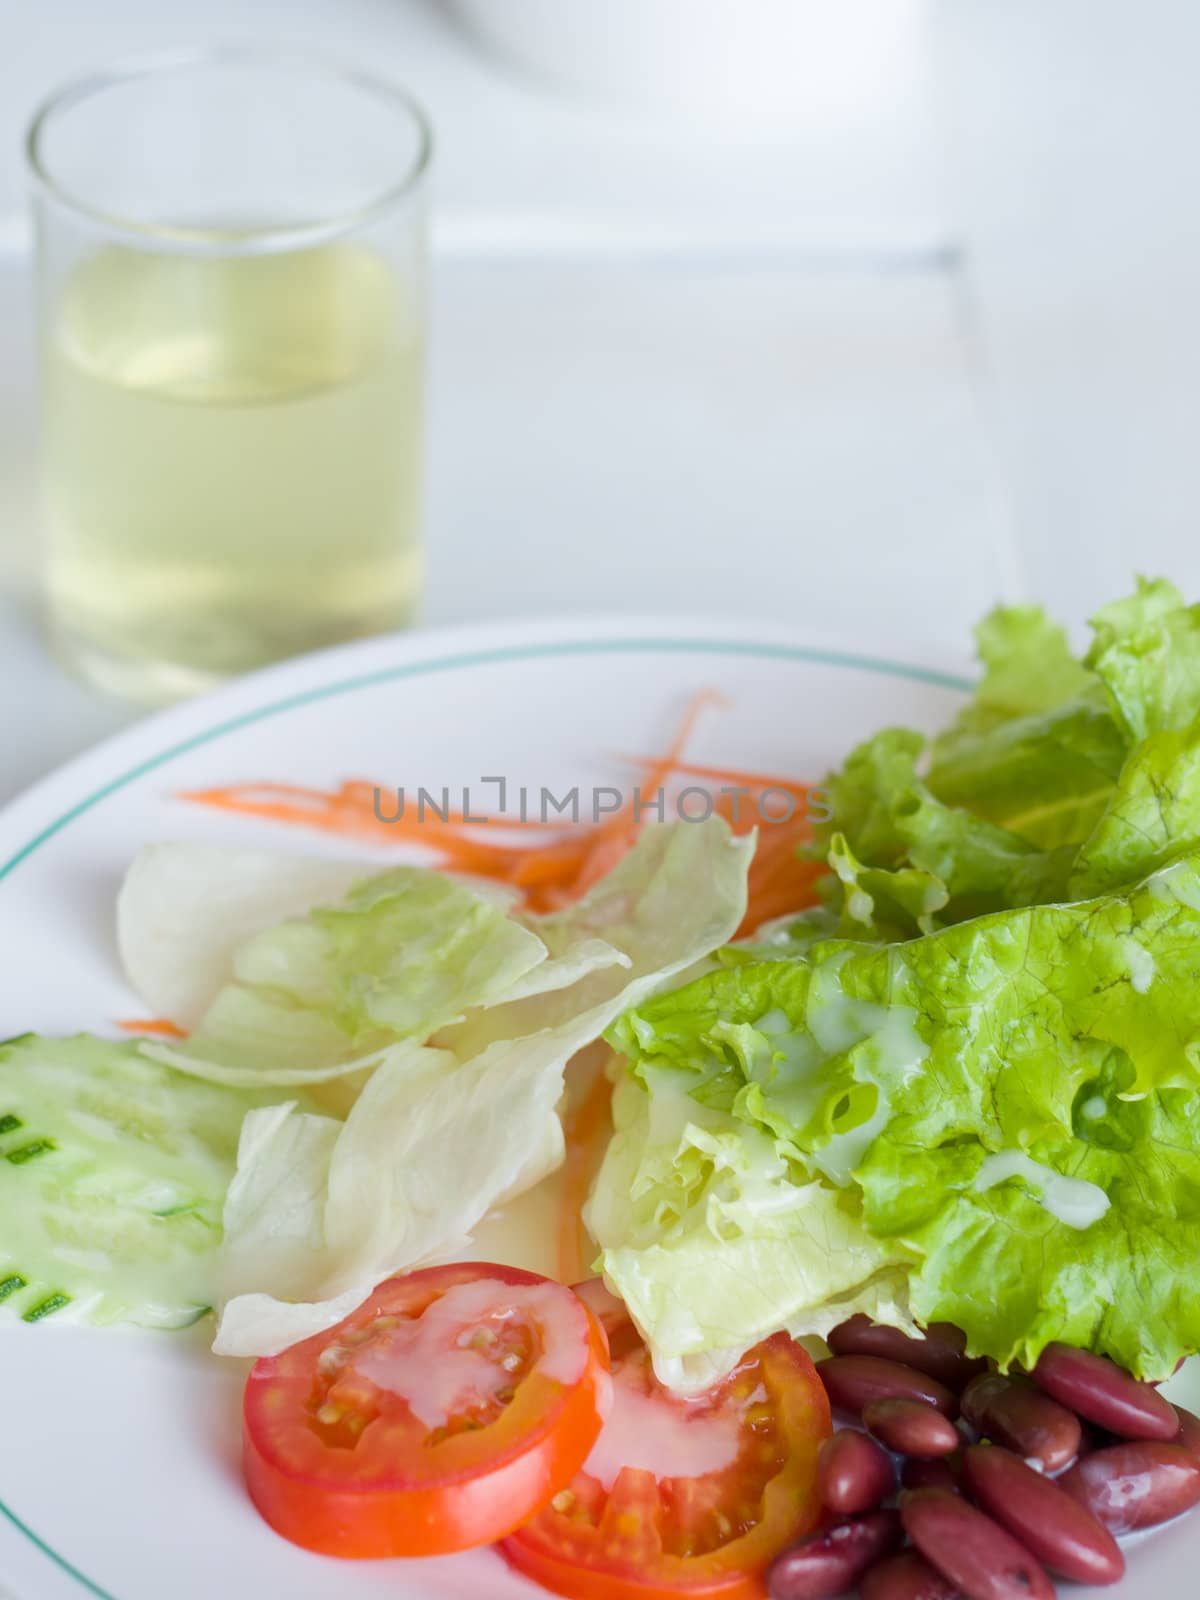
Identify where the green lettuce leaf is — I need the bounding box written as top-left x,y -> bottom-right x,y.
601,853 -> 1200,1381
925,701 -> 1127,850
818,728 -> 1074,934
828,833 -> 946,940
1070,720 -> 1200,896
1086,576 -> 1186,661
858,1059 -> 1200,1377
815,586 -> 1200,937
932,603 -> 1097,762
1089,593 -> 1200,745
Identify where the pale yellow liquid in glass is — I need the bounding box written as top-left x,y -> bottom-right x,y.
43,241 -> 424,700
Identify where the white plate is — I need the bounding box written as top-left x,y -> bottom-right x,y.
0,615 -> 1192,1600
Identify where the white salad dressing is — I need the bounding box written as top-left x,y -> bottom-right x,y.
974,1151 -> 1110,1230
757,1007 -> 792,1036
582,1379 -> 743,1491
1149,861 -> 1200,915
813,1096 -> 893,1188
1118,936 -> 1156,994
750,958 -> 929,1187
349,1278 -> 589,1429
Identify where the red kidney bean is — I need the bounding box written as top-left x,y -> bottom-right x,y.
960,1372 -> 1080,1472
903,1455 -> 963,1495
861,1550 -> 963,1600
1060,1441 -> 1200,1533
900,1489 -> 1056,1600
817,1356 -> 957,1418
865,1397 -> 961,1459
1033,1343 -> 1179,1441
818,1428 -> 896,1515
828,1316 -> 986,1391
768,1511 -> 903,1600
1174,1403 -> 1200,1460
963,1445 -> 1123,1585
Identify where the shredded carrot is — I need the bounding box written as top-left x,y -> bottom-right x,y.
117,1018 -> 187,1039
181,691 -> 824,935
557,1047 -> 616,1284
616,753 -> 810,798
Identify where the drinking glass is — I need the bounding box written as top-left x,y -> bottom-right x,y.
27,48 -> 432,701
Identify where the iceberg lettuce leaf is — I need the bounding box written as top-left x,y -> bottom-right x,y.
587,1071 -> 914,1392
213,819 -> 754,1355
145,865 -> 550,1086
118,844 -> 369,1030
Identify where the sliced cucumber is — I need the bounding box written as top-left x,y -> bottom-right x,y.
0,1034 -> 283,1328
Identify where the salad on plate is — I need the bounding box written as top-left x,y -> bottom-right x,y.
6,578 -> 1200,1599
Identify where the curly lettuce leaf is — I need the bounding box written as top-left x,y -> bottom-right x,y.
603,854 -> 1200,1381
1089,596 -> 1200,745
817,584 -> 1200,938
932,604 -> 1097,761
926,701 -> 1126,850
1070,720 -> 1200,896
818,728 -> 1073,934
1086,576 -> 1186,661
859,1058 -> 1200,1377
827,833 -> 948,940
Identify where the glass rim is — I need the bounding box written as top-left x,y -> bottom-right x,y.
25,44 -> 433,252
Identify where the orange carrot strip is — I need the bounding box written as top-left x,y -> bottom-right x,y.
626,689 -> 729,807
116,1018 -> 187,1039
181,781 -> 579,842
180,689 -> 824,935
617,754 -> 811,798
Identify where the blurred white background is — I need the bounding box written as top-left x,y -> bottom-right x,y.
1,0 -> 1198,797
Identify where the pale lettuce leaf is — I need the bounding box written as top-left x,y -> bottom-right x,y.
145,865 -> 550,1086
587,1070 -> 914,1392
213,819 -> 754,1355
118,844 -> 368,1030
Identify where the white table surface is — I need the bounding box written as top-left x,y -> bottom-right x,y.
11,0 -> 1185,808
930,0 -> 1200,624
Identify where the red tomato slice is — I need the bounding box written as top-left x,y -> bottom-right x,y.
242,1263 -> 612,1558
501,1284 -> 830,1599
